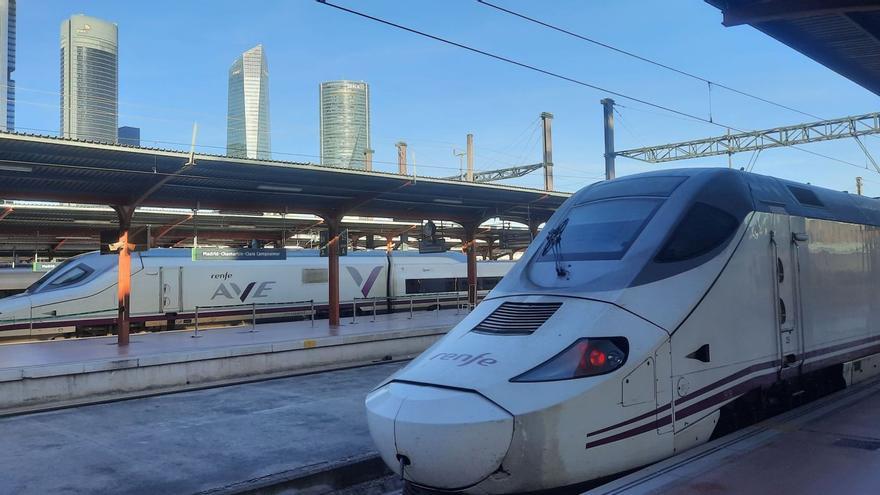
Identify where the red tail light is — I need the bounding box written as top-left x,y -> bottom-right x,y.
511,338 -> 628,382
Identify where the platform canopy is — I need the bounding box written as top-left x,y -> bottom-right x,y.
0,133 -> 569,226
706,0 -> 880,96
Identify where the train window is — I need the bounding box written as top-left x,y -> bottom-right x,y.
655,203 -> 738,263
578,176 -> 686,203
405,278 -> 456,294
302,268 -> 329,284
779,298 -> 787,324
777,258 -> 784,283
787,186 -> 824,207
537,198 -> 663,262
46,264 -> 93,289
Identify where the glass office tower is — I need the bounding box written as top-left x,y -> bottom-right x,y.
227,44 -> 271,160
319,80 -> 370,169
0,0 -> 15,131
60,14 -> 118,143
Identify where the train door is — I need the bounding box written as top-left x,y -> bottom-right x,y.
160,267 -> 182,313
771,217 -> 805,373
654,339 -> 674,435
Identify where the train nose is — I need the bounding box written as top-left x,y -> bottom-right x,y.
366,382 -> 514,490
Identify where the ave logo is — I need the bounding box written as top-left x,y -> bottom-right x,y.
346,265 -> 383,297
211,280 -> 276,302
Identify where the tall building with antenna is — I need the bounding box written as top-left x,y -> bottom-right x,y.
227,44 -> 270,160
60,14 -> 118,143
319,80 -> 370,169
0,0 -> 14,132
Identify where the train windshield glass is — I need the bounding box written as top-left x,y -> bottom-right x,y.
537,198 -> 663,261
25,258 -> 90,294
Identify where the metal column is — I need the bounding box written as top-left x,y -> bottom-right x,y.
601,98 -> 616,180
396,142 -> 408,175
465,225 -> 478,308
541,112 -> 554,191
327,218 -> 341,327
364,148 -> 374,172
113,206 -> 134,346
466,134 -> 474,182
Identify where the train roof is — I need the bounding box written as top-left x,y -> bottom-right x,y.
573,168 -> 880,228
135,247 -> 470,261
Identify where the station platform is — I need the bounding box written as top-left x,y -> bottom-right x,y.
0,361 -> 404,494
586,376 -> 880,495
0,309 -> 462,414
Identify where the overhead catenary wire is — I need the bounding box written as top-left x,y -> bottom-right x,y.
475,0 -> 829,122
316,0 -> 878,176
476,0 -> 880,156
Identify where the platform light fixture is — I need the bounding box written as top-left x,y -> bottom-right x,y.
433,198 -> 463,205
0,164 -> 33,173
257,185 -> 303,193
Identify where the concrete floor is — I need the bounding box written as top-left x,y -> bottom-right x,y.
0,362 -> 403,495
0,308 -> 462,371
587,378 -> 880,495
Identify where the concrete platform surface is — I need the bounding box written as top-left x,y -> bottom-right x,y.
0,361 -> 404,495
0,309 -> 462,374
587,378 -> 880,495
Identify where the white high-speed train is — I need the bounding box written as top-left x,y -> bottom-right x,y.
366,168 -> 880,494
0,249 -> 512,339
0,268 -> 44,299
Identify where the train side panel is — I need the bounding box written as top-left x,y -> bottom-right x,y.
669,212 -> 779,436
799,218 -> 877,370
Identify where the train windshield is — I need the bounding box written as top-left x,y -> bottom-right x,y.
537,198 -> 663,261
25,258 -> 91,294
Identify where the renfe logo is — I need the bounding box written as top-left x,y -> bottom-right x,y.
346,265 -> 383,297
211,281 -> 276,302
429,352 -> 498,367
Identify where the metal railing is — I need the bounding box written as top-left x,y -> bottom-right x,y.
192,299 -> 316,338
349,290 -> 484,324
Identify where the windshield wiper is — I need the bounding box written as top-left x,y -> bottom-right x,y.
541,218 -> 569,278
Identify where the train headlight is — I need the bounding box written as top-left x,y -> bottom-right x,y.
511,338 -> 628,382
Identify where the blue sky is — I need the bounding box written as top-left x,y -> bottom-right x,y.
13,1 -> 880,195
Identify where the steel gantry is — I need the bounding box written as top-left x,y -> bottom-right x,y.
615,112 -> 880,165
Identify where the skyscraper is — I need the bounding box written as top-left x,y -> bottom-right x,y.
118,126 -> 140,146
0,0 -> 15,131
319,81 -> 370,169
60,14 -> 118,143
227,44 -> 270,160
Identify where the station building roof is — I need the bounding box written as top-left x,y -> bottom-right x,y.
706,0 -> 880,96
0,133 -> 569,226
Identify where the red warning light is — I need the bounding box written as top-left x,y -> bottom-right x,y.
589,349 -> 607,367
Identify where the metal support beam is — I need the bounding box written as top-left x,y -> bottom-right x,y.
112,205 -> 134,346
541,112 -> 554,190
463,224 -> 478,308
466,134 -> 474,182
396,142 -> 408,175
325,216 -> 342,328
601,99 -> 616,180
364,148 -> 374,172
617,111 -> 880,163
153,214 -> 193,241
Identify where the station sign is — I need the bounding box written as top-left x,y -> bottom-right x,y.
320,229 -> 348,257
419,238 -> 448,254
419,220 -> 448,253
32,262 -> 60,272
191,247 -> 287,261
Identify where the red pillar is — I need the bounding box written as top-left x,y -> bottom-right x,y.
114,207 -> 133,346
327,218 -> 341,327
465,225 -> 478,308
